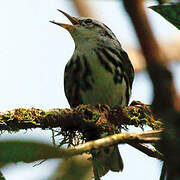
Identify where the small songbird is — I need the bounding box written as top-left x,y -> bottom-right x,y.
50,10 -> 134,179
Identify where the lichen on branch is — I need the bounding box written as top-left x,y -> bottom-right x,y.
0,101 -> 162,133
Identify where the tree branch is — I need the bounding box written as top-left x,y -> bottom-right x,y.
122,1 -> 180,178
65,130 -> 161,157
128,38 -> 180,72
0,103 -> 162,132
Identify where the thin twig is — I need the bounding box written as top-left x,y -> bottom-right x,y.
51,128 -> 56,147
128,143 -> 164,161
160,162 -> 167,180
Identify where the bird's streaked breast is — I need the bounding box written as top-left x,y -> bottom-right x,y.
64,45 -> 132,107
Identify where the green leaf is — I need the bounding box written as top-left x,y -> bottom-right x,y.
0,140 -> 73,167
149,3 -> 180,30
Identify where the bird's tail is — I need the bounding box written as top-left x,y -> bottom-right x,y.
92,145 -> 123,179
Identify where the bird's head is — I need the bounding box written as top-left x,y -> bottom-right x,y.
50,10 -> 118,46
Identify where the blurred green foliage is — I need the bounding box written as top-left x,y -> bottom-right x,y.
149,3 -> 180,30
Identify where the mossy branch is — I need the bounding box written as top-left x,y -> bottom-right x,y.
0,101 -> 162,132
0,101 -> 164,176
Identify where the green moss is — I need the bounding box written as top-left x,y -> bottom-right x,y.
76,105 -> 100,123
124,104 -> 162,129
0,108 -> 47,131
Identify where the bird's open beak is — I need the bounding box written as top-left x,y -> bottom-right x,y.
50,9 -> 79,31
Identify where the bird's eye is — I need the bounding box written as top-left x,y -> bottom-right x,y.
84,19 -> 93,24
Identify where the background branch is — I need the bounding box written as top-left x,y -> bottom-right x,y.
123,0 -> 180,113
128,38 -> 180,72
72,0 -> 94,17
122,0 -> 180,179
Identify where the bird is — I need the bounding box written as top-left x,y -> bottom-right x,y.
50,9 -> 134,179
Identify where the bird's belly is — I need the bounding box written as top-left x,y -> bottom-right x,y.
80,68 -> 127,106
65,57 -> 127,107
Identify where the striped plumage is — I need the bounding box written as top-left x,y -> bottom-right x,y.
51,10 -> 134,179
